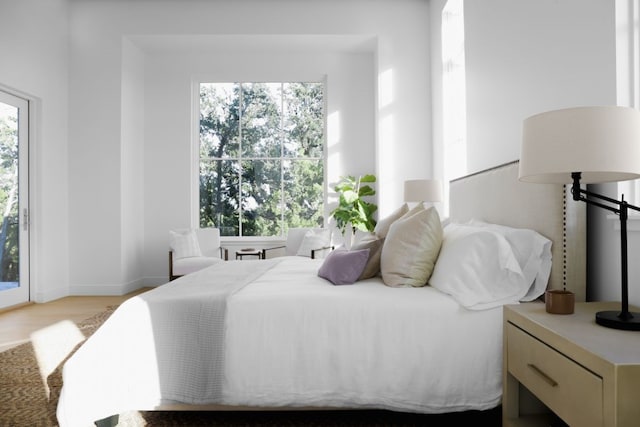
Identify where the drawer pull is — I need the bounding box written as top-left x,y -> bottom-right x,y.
527,363 -> 558,387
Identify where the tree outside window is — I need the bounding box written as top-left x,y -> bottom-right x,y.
199,82 -> 325,237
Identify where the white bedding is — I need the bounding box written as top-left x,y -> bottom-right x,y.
57,257 -> 503,426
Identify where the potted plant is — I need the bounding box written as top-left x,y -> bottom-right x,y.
330,174 -> 378,247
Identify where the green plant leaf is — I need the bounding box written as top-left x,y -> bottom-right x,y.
358,185 -> 375,197
342,190 -> 358,204
329,173 -> 378,235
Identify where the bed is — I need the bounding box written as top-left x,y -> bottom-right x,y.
56,161 -> 586,427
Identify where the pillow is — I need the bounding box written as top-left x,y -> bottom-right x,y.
428,224 -> 530,310
170,230 -> 202,260
380,206 -> 443,287
374,203 -> 409,238
317,248 -> 370,285
399,202 -> 425,220
351,233 -> 385,279
296,228 -> 332,257
469,220 -> 552,301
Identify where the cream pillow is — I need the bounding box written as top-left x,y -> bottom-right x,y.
381,206 -> 443,287
373,203 -> 409,238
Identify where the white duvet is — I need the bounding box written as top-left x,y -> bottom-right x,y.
57,257 -> 503,426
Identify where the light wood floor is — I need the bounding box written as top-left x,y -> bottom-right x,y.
0,288 -> 151,353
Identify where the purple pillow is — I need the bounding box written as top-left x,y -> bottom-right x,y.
317,248 -> 370,285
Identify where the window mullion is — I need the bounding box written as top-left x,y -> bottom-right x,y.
238,82 -> 243,237
280,83 -> 286,237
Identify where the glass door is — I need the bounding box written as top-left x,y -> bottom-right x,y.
0,90 -> 29,309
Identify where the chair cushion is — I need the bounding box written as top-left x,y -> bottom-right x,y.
194,228 -> 222,258
170,230 -> 202,259
296,229 -> 332,257
285,228 -> 312,256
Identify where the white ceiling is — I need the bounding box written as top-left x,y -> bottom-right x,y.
128,34 -> 378,54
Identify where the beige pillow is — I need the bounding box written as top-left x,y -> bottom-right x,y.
374,203 -> 409,238
380,206 -> 443,287
351,234 -> 385,279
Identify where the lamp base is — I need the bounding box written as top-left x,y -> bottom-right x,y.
595,310 -> 640,331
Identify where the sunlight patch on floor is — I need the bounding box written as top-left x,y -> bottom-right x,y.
30,320 -> 85,398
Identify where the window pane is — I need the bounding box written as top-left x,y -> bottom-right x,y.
200,159 -> 239,236
241,83 -> 282,158
283,159 -> 324,228
200,83 -> 239,158
0,103 -> 19,283
283,83 -> 324,158
240,159 -> 282,236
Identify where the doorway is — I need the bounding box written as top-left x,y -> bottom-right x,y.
0,90 -> 30,309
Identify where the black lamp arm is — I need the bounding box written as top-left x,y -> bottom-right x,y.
571,171 -> 640,328
571,172 -> 640,215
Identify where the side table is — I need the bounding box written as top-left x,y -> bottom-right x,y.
235,249 -> 262,260
503,301 -> 640,427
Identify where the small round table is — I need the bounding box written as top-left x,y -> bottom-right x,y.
235,249 -> 262,260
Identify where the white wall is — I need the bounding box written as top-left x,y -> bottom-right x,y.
0,0 -> 70,302
66,0 -> 431,292
141,50 -> 376,281
120,38 -> 146,292
439,0 -> 619,304
463,0 -> 616,174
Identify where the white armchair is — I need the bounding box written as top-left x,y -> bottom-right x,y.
261,228 -> 333,259
169,228 -> 228,281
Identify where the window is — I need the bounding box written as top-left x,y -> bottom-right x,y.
441,0 -> 467,216
199,82 -> 325,237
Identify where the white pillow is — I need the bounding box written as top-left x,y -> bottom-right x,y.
468,220 -> 552,301
374,203 -> 409,238
429,224 -> 530,310
170,230 -> 202,260
296,229 -> 332,257
380,206 -> 443,287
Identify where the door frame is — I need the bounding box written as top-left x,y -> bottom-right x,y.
0,88 -> 30,309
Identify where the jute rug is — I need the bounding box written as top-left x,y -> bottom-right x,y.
0,305 -> 501,426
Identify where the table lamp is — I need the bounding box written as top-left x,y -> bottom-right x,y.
519,106 -> 640,330
404,179 -> 443,204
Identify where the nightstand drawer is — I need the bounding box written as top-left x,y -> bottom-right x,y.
506,323 -> 603,427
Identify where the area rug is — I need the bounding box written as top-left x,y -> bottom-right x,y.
0,305 -> 501,426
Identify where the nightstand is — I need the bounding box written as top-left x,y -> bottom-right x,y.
503,302 -> 640,427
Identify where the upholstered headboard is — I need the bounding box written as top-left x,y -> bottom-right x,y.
448,161 -> 586,302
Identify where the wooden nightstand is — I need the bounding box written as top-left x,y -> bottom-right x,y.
503,302 -> 640,427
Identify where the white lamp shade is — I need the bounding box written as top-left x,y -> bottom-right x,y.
404,179 -> 443,202
519,106 -> 640,184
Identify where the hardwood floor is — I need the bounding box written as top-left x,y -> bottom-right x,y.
0,287 -> 151,353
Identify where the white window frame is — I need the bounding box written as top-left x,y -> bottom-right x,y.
191,80 -> 327,241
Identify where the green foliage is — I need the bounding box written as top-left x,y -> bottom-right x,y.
330,174 -> 378,236
199,82 -> 324,236
0,113 -> 19,281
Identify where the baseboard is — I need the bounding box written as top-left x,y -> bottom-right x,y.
69,278 -> 146,296
143,276 -> 169,287
33,286 -> 69,303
